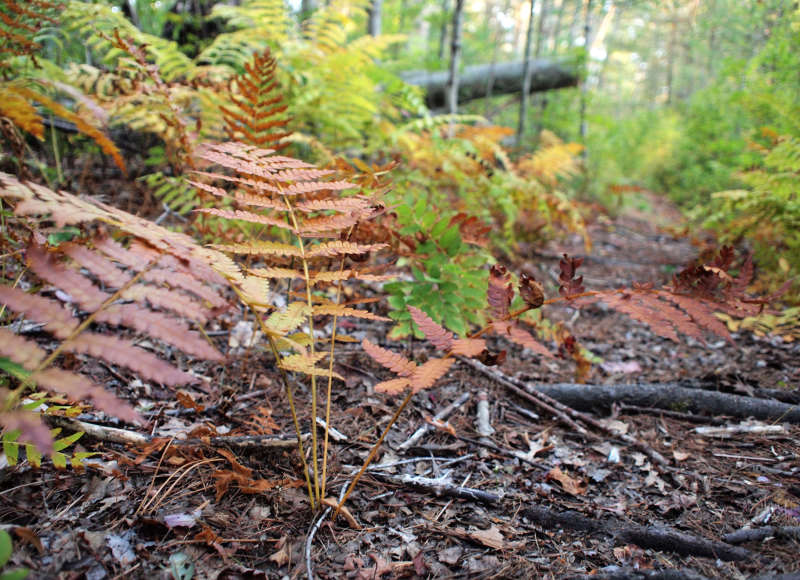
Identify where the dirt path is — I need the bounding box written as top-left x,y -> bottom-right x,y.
2,196 -> 799,579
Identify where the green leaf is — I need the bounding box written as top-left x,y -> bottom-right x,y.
0,359 -> 30,382
47,227 -> 81,246
51,452 -> 67,469
2,431 -> 20,466
0,568 -> 31,580
53,431 -> 83,452
0,530 -> 12,567
24,444 -> 42,468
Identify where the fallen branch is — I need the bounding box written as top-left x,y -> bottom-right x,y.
461,359 -> 669,467
506,381 -> 800,423
722,526 -> 800,544
522,506 -> 752,562
563,569 -> 711,580
370,472 -> 501,503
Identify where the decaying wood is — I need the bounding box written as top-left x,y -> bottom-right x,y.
722,526 -> 800,544
475,390 -> 495,436
461,358 -> 669,467
521,506 -> 752,561
370,472 -> 502,503
521,382 -> 800,423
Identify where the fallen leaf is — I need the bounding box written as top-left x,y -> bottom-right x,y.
545,466 -> 587,496
438,545 -> 463,565
268,536 -> 290,567
672,449 -> 690,462
467,525 -> 505,549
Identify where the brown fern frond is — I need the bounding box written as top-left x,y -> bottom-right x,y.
196,208 -> 293,231
663,293 -> 733,342
295,197 -> 372,213
0,412 -> 55,455
599,291 -> 682,343
451,338 -> 487,357
0,286 -> 79,339
409,358 -> 455,393
407,306 -> 454,351
26,243 -> 107,310
487,264 -> 513,320
558,254 -> 585,298
61,242 -> 131,288
122,285 -> 211,324
31,368 -> 140,423
492,320 -> 553,358
373,378 -> 411,395
306,240 -> 387,258
0,328 -> 46,368
96,304 -> 222,360
65,334 -> 194,386
211,240 -> 302,258
362,339 -> 416,377
0,0 -> 60,74
312,304 -> 388,321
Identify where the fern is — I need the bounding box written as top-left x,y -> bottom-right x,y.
190,140 -> 388,508
0,172 -> 231,454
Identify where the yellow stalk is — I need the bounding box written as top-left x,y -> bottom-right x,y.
283,196 -> 321,505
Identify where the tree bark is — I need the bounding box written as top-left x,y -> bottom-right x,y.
579,0 -> 592,149
400,59 -> 578,109
516,0 -> 537,148
445,0 -> 466,115
368,0 -> 383,36
438,0 -> 450,61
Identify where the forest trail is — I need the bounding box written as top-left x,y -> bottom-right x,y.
2,195 -> 799,580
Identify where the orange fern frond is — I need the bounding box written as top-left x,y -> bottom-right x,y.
362,339 -> 416,377
409,358 -> 455,393
221,49 -> 292,150
407,306 -> 455,351
487,264 -> 513,320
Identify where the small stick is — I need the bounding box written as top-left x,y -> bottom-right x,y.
722,526 -> 800,544
370,472 -> 501,503
398,392 -> 471,451
44,415 -> 308,449
475,390 -> 495,436
306,480 -> 351,580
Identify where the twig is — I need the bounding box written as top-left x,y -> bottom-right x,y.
695,423 -> 788,438
370,472 -> 501,503
454,435 -> 548,471
475,390 -> 495,436
397,392 -> 471,450
44,415 -> 308,449
306,480 -> 350,580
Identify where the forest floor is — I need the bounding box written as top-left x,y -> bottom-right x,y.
1,193 -> 799,580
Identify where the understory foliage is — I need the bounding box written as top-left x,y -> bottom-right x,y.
384,123 -> 587,338
0,172 -> 230,458
0,0 -> 124,175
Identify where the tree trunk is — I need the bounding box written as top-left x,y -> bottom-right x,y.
550,0 -> 567,53
438,0 -> 450,61
368,0 -> 383,36
566,0 -> 582,47
401,60 -> 578,109
301,0 -> 318,19
446,0 -> 466,115
531,0 -> 549,140
579,0 -> 592,149
516,0 -> 537,148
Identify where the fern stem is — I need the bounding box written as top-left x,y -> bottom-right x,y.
333,389 -> 414,523
320,252 -> 349,500
283,197 -> 321,505
235,283 -> 316,510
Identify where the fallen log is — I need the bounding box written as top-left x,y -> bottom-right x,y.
522,506 -> 752,562
400,59 -> 578,109
526,382 -> 800,423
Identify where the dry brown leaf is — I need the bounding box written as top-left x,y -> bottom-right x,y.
545,466 -> 587,495
268,536 -> 291,567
